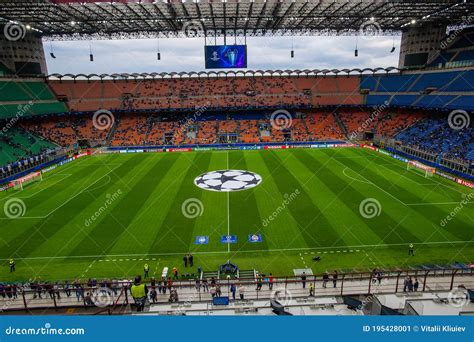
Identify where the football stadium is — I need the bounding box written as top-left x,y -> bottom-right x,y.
0,0 -> 473,321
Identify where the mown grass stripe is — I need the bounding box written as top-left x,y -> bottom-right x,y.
69,153 -> 177,257
149,152 -> 213,253
340,151 -> 471,241
2,154 -> 147,259
228,151 -> 269,251
301,149 -> 422,244
291,149 -> 385,246
261,150 -> 341,247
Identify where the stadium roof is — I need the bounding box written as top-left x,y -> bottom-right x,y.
0,0 -> 473,40
45,67 -> 401,80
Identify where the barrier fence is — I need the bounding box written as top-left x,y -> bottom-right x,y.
1,267 -> 472,314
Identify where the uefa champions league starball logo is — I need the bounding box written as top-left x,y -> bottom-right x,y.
194,170 -> 262,192
250,234 -> 259,242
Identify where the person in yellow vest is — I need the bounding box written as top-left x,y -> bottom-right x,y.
144,264 -> 149,278
408,243 -> 414,256
130,276 -> 148,312
9,259 -> 15,273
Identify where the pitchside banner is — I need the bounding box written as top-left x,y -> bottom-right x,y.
0,316 -> 472,342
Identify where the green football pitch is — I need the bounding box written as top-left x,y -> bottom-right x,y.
0,148 -> 472,282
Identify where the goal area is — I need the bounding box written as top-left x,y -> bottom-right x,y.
407,160 -> 436,177
11,171 -> 43,191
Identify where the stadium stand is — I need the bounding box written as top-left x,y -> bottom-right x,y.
0,64 -> 471,169
0,126 -> 56,166
394,115 -> 473,161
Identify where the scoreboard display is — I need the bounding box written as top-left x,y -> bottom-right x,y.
205,45 -> 247,69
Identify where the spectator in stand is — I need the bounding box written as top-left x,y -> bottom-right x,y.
256,275 -> 263,291
172,266 -> 178,280
54,282 -> 61,299
189,254 -> 194,267
74,280 -> 84,302
158,279 -> 164,294
301,272 -> 307,288
149,287 -> 157,303
309,283 -> 314,297
414,278 -> 419,292
144,263 -> 149,279
64,280 -> 71,297
407,277 -> 414,292
202,278 -> 209,292
322,272 -> 329,288
183,255 -> 188,268
268,273 -> 274,290
84,292 -> 94,306
169,288 -> 178,302
130,275 -> 148,312
230,283 -> 236,300
332,271 -> 338,288
403,276 -> 409,292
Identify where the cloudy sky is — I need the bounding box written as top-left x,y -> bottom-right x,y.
45,34 -> 401,74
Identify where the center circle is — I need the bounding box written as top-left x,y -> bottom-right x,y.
194,170 -> 262,192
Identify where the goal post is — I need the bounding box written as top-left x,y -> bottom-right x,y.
407,160 -> 436,177
12,171 -> 43,191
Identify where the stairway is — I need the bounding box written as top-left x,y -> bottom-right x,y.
202,270 -> 219,280
238,269 -> 256,280
105,115 -> 120,146
332,112 -> 349,139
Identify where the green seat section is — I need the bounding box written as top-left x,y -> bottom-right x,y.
0,126 -> 56,166
0,102 -> 68,119
21,82 -> 56,101
0,81 -> 31,101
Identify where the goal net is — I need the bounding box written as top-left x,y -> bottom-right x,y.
407,161 -> 436,177
12,172 -> 43,191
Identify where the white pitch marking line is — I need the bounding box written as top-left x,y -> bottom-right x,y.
406,201 -> 474,206
333,158 -> 407,207
4,240 -> 473,261
227,150 -> 230,253
0,165 -> 121,220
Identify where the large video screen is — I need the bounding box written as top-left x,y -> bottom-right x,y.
205,45 -> 247,69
